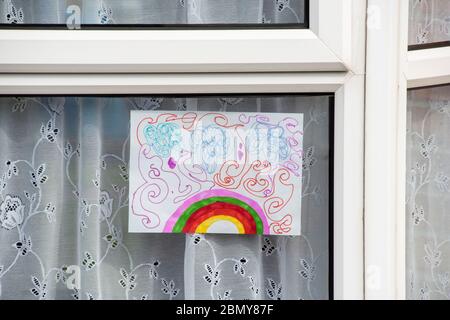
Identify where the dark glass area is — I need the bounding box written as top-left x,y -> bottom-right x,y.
408,0 -> 450,50
0,0 -> 308,29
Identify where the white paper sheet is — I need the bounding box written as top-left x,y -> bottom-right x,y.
129,111 -> 303,235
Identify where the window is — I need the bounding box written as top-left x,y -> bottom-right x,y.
406,84 -> 450,300
365,0 -> 450,300
404,0 -> 450,300
0,0 -> 365,300
0,0 -> 308,27
408,0 -> 450,50
0,94 -> 333,299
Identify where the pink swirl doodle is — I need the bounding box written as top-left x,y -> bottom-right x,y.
131,145 -> 169,229
279,117 -> 303,177
242,161 -> 273,198
198,113 -> 244,130
158,155 -> 194,204
282,160 -> 301,177
239,113 -> 271,125
270,215 -> 293,234
263,168 -> 293,215
279,117 -> 301,133
212,128 -> 248,189
264,196 -> 285,215
213,160 -> 243,188
174,149 -> 214,203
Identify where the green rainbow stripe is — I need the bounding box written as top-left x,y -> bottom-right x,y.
172,196 -> 264,234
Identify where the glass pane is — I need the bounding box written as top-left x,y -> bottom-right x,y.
406,84 -> 450,300
0,94 -> 331,300
408,0 -> 450,48
0,0 -> 308,27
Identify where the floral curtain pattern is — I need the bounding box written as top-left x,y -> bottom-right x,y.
406,84 -> 450,300
409,0 -> 450,46
0,95 -> 330,300
0,0 -> 306,25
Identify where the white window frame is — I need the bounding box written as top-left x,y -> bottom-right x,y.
0,0 -> 363,74
0,0 -> 366,300
365,0 -> 450,299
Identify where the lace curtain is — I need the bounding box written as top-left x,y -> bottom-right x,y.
0,0 -> 306,25
0,95 -> 331,300
406,84 -> 450,300
409,0 -> 450,46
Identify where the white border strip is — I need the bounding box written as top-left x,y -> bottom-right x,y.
365,0 -> 406,300
0,73 -> 348,94
407,46 -> 450,88
334,75 -> 365,300
0,29 -> 346,73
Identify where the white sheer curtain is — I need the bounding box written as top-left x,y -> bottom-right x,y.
408,0 -> 450,46
406,84 -> 450,300
0,96 -> 330,300
0,0 -> 306,25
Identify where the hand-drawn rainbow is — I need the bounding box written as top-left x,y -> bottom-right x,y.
164,190 -> 270,234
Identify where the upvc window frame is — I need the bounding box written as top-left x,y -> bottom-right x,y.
0,0 -> 363,74
0,0 -> 366,300
365,0 -> 450,300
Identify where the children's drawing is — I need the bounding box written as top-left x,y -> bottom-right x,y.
129,111 -> 303,235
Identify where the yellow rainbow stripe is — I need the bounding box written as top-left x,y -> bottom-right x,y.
195,215 -> 245,234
